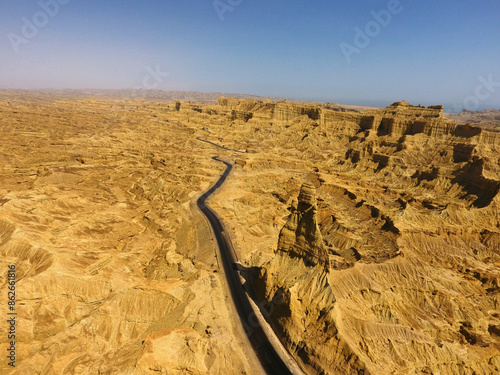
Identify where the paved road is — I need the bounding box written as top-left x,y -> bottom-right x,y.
197,156 -> 292,375
196,137 -> 246,154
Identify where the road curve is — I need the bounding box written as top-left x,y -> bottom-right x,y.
196,137 -> 246,154
197,156 -> 292,375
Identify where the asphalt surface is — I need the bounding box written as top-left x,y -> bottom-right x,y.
196,137 -> 246,154
197,156 -> 292,375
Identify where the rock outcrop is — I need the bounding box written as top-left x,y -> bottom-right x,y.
216,97 -> 500,144
276,183 -> 330,270
258,185 -> 367,375
207,97 -> 500,374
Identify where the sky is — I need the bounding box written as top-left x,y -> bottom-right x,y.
1,0 -> 499,112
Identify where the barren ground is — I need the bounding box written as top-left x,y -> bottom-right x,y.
1,93 -> 499,374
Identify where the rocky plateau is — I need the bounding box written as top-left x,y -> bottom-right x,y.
0,92 -> 499,374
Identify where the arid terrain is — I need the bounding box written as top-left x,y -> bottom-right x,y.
446,109 -> 500,133
1,92 -> 499,374
0,94 -> 258,374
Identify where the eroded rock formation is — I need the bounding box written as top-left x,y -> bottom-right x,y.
275,183 -> 330,270
0,95 -> 256,375
258,184 -> 366,374
1,92 -> 499,374
208,98 -> 500,374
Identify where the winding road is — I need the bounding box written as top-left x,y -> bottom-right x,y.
195,137 -> 246,154
197,156 -> 293,375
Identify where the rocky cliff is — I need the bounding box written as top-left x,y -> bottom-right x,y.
275,183 -> 330,269
258,184 -> 367,374
257,179 -> 500,374
207,98 -> 500,374
216,97 -> 500,144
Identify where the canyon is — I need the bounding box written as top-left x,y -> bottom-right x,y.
0,92 -> 499,374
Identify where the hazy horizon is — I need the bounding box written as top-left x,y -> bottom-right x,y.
2,0 -> 499,113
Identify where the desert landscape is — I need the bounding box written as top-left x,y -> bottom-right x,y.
0,91 -> 499,374
3,0 -> 499,373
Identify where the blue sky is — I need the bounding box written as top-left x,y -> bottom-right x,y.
1,0 -> 499,111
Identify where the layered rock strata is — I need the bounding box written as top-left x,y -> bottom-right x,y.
258,184 -> 366,374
